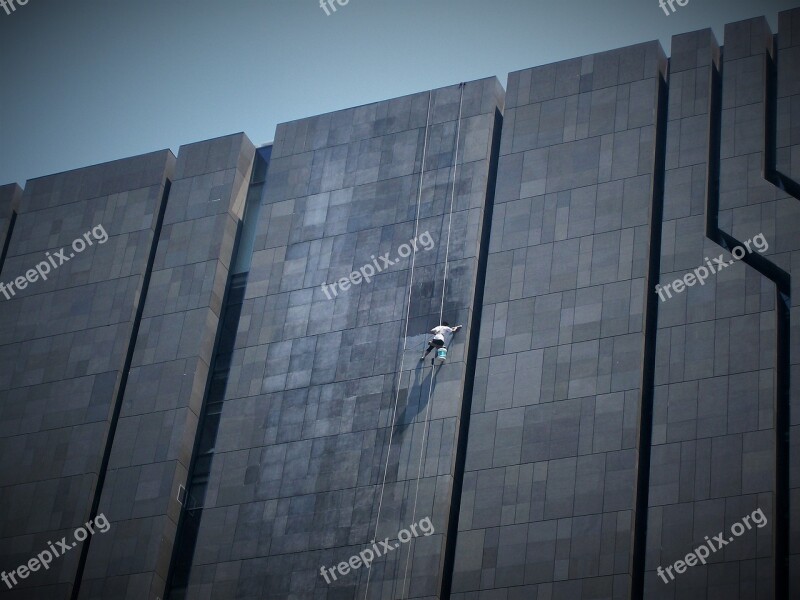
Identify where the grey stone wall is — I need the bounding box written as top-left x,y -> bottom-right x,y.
645,14 -> 800,599
183,78 -> 504,600
0,9 -> 797,599
77,135 -> 255,600
451,42 -> 667,600
0,151 -> 174,599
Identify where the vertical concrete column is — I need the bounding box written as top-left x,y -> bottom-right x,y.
647,13 -> 800,598
0,151 -> 175,600
717,15 -> 794,599
453,42 -> 667,599
78,134 -> 255,600
647,28 -> 736,600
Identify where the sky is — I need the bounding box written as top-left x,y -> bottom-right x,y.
0,0 -> 796,186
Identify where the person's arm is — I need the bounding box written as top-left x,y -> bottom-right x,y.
452,325 -> 462,333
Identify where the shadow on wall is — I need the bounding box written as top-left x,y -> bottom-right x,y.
393,365 -> 437,437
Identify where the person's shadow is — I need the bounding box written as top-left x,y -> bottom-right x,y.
392,353 -> 438,436
376,341 -> 441,485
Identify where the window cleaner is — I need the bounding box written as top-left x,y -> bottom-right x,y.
420,322 -> 462,361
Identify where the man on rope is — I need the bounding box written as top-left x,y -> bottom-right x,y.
420,322 -> 462,361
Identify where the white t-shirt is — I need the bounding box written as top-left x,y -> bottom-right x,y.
431,325 -> 457,343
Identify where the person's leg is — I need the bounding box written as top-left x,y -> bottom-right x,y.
424,339 -> 442,360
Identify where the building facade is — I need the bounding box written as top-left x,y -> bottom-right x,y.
0,10 -> 798,600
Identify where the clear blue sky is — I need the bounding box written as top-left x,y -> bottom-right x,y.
0,0 -> 795,186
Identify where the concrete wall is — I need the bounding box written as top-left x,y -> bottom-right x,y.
0,151 -> 174,599
452,42 -> 666,600
644,14 -> 800,599
77,134 -> 255,600
0,9 -> 798,600
183,78 -> 504,599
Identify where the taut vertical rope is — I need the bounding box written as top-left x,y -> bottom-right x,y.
363,90 -> 433,600
400,82 -> 465,599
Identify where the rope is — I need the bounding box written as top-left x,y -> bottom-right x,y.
439,84 -> 464,326
400,82 -> 465,599
362,90 -> 433,600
